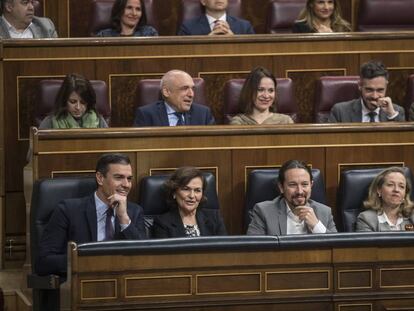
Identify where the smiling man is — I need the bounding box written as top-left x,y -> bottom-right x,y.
133,70 -> 215,126
177,0 -> 254,36
328,61 -> 405,123
247,160 -> 337,235
36,153 -> 146,277
0,0 -> 57,38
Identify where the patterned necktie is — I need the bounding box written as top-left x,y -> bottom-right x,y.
175,112 -> 184,126
105,208 -> 114,241
367,111 -> 377,123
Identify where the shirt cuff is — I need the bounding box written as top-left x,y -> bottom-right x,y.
311,221 -> 327,233
120,221 -> 131,232
387,111 -> 399,120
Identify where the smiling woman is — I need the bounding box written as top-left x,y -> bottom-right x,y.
152,167 -> 227,238
95,0 -> 158,37
292,0 -> 351,33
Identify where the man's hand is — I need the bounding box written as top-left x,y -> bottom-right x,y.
209,20 -> 234,35
107,193 -> 130,224
293,206 -> 319,230
377,97 -> 396,118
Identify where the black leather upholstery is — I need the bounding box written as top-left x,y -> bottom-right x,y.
28,177 -> 97,311
138,172 -> 219,235
76,232 -> 414,256
337,167 -> 414,232
244,168 -> 326,229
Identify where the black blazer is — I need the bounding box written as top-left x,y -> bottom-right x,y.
177,14 -> 255,36
133,101 -> 215,126
35,194 -> 146,276
292,20 -> 315,33
152,208 -> 227,238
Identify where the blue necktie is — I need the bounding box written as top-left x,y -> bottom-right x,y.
175,112 -> 184,126
367,111 -> 377,123
105,208 -> 114,241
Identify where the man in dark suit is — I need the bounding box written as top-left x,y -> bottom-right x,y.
177,0 -> 254,36
0,0 -> 57,38
36,153 -> 146,277
134,70 -> 215,126
247,160 -> 337,236
328,61 -> 405,123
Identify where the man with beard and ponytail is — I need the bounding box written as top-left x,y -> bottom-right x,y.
247,160 -> 337,235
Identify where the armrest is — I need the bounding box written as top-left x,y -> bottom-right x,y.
27,274 -> 60,289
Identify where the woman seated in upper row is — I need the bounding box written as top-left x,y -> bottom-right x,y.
152,166 -> 227,238
356,167 -> 414,232
230,67 -> 294,125
293,0 -> 351,33
96,0 -> 158,37
39,73 -> 108,129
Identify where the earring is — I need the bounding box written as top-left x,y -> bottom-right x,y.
378,193 -> 381,198
173,194 -> 176,199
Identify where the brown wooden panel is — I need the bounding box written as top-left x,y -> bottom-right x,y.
125,276 -> 191,297
338,269 -> 372,289
81,279 -> 117,300
380,268 -> 414,288
338,303 -> 372,311
266,270 -> 330,292
196,273 -> 261,294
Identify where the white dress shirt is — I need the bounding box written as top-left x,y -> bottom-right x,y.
206,13 -> 227,31
378,212 -> 404,231
1,16 -> 33,38
285,200 -> 327,234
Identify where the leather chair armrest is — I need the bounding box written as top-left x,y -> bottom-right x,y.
27,274 -> 60,290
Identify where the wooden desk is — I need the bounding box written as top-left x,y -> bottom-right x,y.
68,234 -> 414,310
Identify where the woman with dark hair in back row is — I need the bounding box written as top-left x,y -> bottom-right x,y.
39,73 -> 108,129
96,0 -> 158,37
293,0 -> 351,33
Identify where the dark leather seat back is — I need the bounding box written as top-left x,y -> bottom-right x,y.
266,0 -> 306,33
34,0 -> 43,16
405,74 -> 414,120
357,0 -> 414,32
245,168 -> 326,229
29,177 -> 96,311
35,79 -> 111,127
337,167 -> 414,232
314,76 -> 359,123
223,78 -> 299,123
138,172 -> 219,235
135,77 -> 208,108
89,0 -> 158,36
178,0 -> 242,29
31,177 -> 97,265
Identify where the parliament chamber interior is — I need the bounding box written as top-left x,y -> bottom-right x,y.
1,0 -> 414,310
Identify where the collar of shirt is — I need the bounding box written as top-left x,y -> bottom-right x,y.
206,13 -> 227,31
164,101 -> 184,126
94,191 -> 108,222
284,199 -> 308,235
2,15 -> 33,38
360,98 -> 380,122
378,212 -> 404,228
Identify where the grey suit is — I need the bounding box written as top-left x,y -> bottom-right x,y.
247,196 -> 337,235
328,98 -> 406,123
356,209 -> 414,232
0,16 -> 57,38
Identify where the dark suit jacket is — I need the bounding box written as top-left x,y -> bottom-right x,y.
152,208 -> 227,238
0,16 -> 57,38
328,98 -> 406,123
292,20 -> 314,33
177,14 -> 255,35
35,194 -> 146,276
133,101 -> 215,126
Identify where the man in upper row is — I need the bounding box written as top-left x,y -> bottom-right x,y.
328,60 -> 405,123
134,69 -> 215,126
0,0 -> 57,38
177,0 -> 254,36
